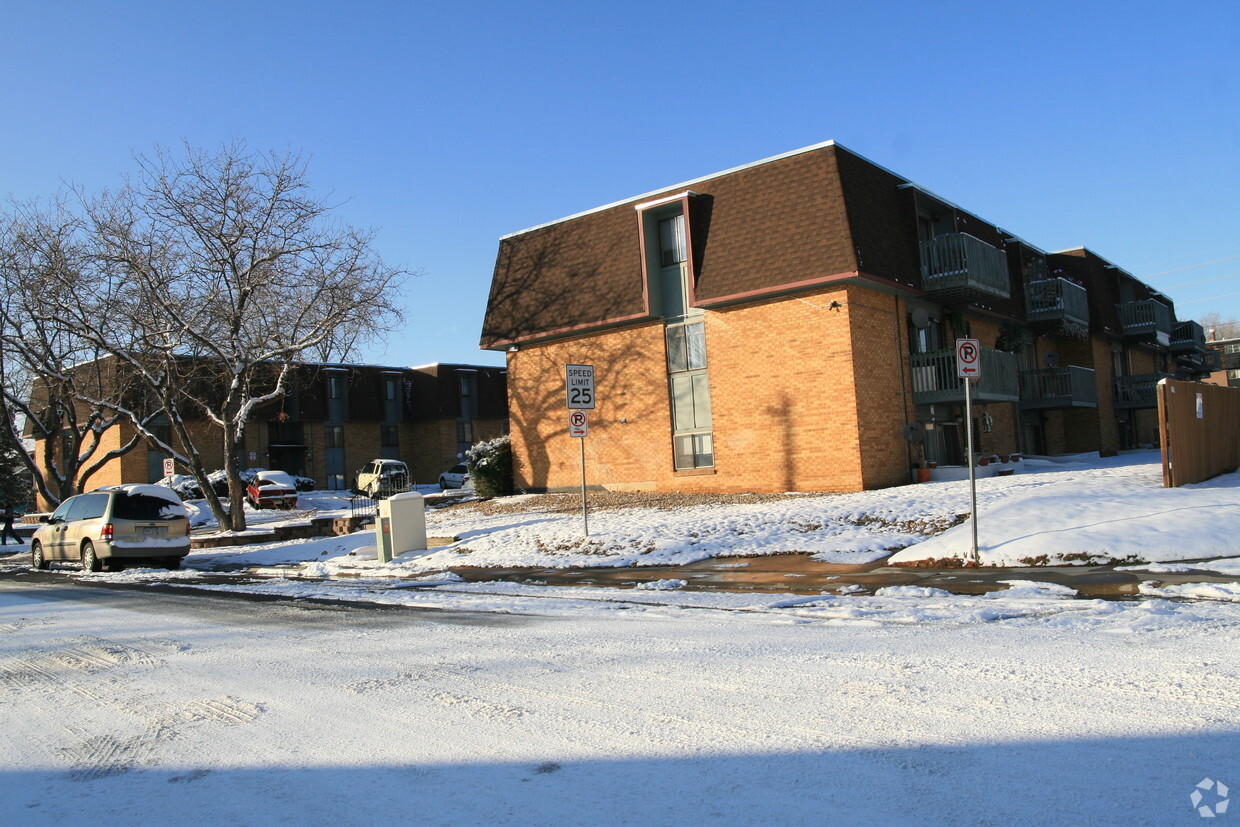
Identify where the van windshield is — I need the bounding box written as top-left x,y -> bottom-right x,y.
113,493 -> 184,521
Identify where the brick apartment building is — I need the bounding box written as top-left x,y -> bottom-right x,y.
28,360 -> 507,505
480,141 -> 1213,493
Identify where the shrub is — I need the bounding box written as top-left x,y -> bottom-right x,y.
465,435 -> 513,498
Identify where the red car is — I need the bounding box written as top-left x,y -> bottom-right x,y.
245,470 -> 299,509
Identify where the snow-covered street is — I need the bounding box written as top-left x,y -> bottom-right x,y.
2,573 -> 1239,825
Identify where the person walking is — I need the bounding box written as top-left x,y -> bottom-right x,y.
1,501 -> 23,545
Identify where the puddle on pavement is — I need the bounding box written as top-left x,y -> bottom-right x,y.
450,553 -> 1237,601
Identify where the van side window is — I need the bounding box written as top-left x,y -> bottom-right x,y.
66,493 -> 108,521
50,499 -> 76,522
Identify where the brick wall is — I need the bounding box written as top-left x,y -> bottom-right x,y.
504,284 -> 952,493
847,289 -> 915,487
508,323 -> 672,492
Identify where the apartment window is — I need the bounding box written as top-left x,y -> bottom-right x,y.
457,420 -> 474,445
385,378 -> 398,400
328,375 -> 345,400
1224,343 -> 1240,355
380,425 -> 399,448
667,321 -> 713,470
458,373 -> 478,420
324,425 -> 345,490
659,215 -> 686,267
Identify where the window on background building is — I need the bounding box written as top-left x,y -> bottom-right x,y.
324,425 -> 345,490
666,320 -> 713,470
458,374 -> 478,420
456,420 -> 474,445
380,425 -> 399,447
385,379 -> 398,400
328,375 -> 345,400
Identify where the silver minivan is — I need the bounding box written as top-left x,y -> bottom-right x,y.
30,484 -> 191,573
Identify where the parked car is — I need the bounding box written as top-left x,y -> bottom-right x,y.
355,459 -> 410,498
438,463 -> 472,490
245,470 -> 299,509
30,484 -> 190,573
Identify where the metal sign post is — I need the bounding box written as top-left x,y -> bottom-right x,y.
956,339 -> 981,563
567,368 -> 593,537
569,411 -> 589,536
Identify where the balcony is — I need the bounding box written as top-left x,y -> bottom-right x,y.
911,347 -> 1019,404
919,233 -> 1010,304
1176,347 -> 1221,380
1025,278 -> 1089,328
1169,320 -> 1206,355
1117,299 -> 1172,342
1114,373 -> 1172,409
1019,366 -> 1098,410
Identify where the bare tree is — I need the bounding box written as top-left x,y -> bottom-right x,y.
52,142 -> 408,531
1197,311 -> 1240,341
0,203 -> 151,507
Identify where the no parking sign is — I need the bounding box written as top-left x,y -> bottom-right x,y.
569,410 -> 588,438
956,338 -> 981,378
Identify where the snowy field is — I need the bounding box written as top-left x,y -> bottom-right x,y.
2,450 -> 1238,824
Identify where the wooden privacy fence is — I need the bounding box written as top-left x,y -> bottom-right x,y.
1158,379 -> 1240,487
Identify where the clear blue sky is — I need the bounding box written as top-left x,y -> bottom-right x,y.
4,1 -> 1238,367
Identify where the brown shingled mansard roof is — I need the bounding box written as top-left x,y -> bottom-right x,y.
479,142 -> 1020,350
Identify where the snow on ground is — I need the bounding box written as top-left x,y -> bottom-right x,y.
1,574 -> 1237,825
4,450 -> 1240,824
171,450 -> 1240,578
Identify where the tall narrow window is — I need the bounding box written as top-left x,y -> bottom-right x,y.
659,215 -> 686,267
666,321 -> 713,470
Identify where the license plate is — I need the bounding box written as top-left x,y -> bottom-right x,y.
143,526 -> 163,538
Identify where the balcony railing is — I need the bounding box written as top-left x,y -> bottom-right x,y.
919,233 -> 1010,303
1117,299 -> 1173,341
1025,278 -> 1089,327
911,347 -> 1019,404
1114,373 -> 1172,409
1169,320 -> 1206,354
1018,366 -> 1098,410
1176,347 -> 1222,379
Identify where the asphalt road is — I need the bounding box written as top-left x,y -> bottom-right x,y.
0,556 -> 533,630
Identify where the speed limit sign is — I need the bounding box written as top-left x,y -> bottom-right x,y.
956,338 -> 981,378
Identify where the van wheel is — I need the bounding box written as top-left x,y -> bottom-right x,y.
164,557 -> 183,571
31,542 -> 48,570
81,541 -> 102,573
